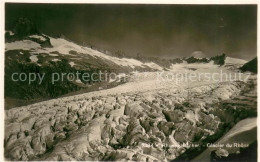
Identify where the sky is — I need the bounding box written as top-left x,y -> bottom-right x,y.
5,4 -> 257,60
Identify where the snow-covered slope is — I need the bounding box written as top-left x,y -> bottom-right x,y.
5,32 -> 248,72
225,57 -> 247,65
6,40 -> 41,50
5,35 -> 163,71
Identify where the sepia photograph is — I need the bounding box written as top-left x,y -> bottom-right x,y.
3,3 -> 258,161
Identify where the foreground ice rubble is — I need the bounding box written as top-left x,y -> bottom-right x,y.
4,65 -> 254,161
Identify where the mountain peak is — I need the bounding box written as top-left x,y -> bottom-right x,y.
191,51 -> 207,59
11,17 -> 40,38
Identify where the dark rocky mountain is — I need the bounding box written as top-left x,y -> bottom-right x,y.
5,18 -> 52,47
240,57 -> 257,73
12,17 -> 40,37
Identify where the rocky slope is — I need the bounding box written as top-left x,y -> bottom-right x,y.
240,57 -> 257,73
5,19 -> 163,109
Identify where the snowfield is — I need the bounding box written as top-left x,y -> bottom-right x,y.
4,61 -> 256,161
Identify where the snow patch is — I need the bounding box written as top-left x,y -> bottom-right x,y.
30,55 -> 38,62
225,57 -> 247,65
143,62 -> 163,70
29,35 -> 46,41
8,31 -> 15,36
5,40 -> 41,51
69,62 -> 76,67
49,54 -> 59,57
52,59 -> 61,62
109,73 -> 127,83
75,79 -> 82,84
110,57 -> 144,68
